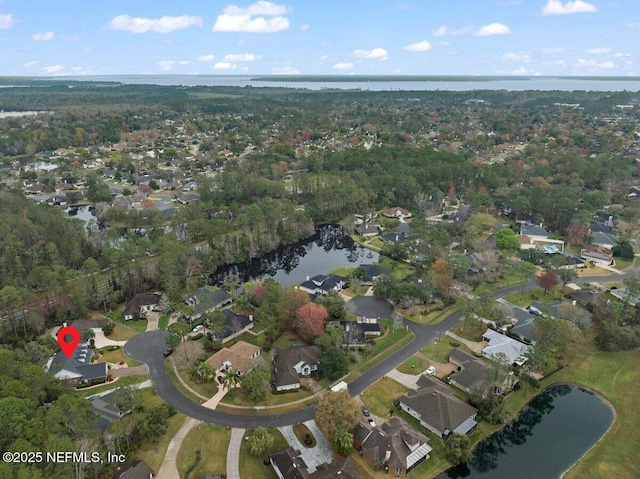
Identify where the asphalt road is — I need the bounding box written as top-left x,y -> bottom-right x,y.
124,270 -> 637,428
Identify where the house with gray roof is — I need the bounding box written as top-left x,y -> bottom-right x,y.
46,344 -> 108,386
299,274 -> 346,295
481,328 -> 529,366
184,287 -> 232,320
273,346 -> 322,392
353,416 -> 431,475
449,349 -> 489,395
399,378 -> 478,439
111,460 -> 153,479
590,231 -> 618,250
123,293 -> 161,320
520,223 -> 549,240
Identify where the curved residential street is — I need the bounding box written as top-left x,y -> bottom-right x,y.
124,270 -> 637,428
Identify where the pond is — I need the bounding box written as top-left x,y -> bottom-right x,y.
210,224 -> 379,287
438,385 -> 613,479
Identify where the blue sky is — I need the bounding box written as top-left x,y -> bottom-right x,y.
0,0 -> 638,76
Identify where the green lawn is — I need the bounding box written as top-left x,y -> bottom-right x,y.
158,314 -> 169,330
404,305 -> 460,325
114,316 -> 148,333
421,339 -> 473,363
165,361 -> 209,404
177,423 -> 231,478
293,422 -> 315,448
95,346 -> 142,366
76,374 -> 149,397
451,316 -> 487,342
361,377 -> 408,417
503,288 -> 559,307
239,429 -> 288,479
220,386 -> 313,407
396,355 -> 429,375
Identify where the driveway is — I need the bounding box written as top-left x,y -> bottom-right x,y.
278,420 -> 332,473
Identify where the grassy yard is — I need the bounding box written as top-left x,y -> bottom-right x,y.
361,377 -> 408,417
378,255 -> 415,280
100,318 -> 146,341
113,315 -> 149,333
76,374 -> 149,397
293,422 -> 315,448
177,423 -> 231,479
342,320 -> 413,383
421,339 -> 473,364
396,355 -> 429,375
503,288 -> 559,308
239,428 -> 289,479
612,256 -> 635,270
451,317 -> 488,343
95,346 -> 142,366
403,305 -> 460,325
220,386 -> 313,407
158,314 -> 169,330
165,361 -> 209,404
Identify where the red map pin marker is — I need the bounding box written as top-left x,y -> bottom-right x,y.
57,326 -> 81,358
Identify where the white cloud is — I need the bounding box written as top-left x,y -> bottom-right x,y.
598,61 -> 615,69
333,62 -> 354,70
541,0 -> 597,15
432,25 -> 473,37
198,54 -> 215,62
475,23 -> 511,36
213,1 -> 289,33
542,47 -> 566,54
300,24 -> 309,31
158,60 -> 175,71
628,23 -> 640,30
585,47 -> 611,54
512,66 -> 541,75
23,61 -> 38,67
41,65 -> 64,73
403,40 -> 432,52
223,53 -> 259,62
272,66 -> 299,74
432,26 -> 447,37
61,35 -> 80,41
556,59 -> 567,66
33,31 -> 54,41
107,14 -> 202,33
319,54 -> 329,61
614,53 -> 631,59
503,52 -> 531,62
0,13 -> 15,29
214,61 -> 236,70
354,48 -> 388,60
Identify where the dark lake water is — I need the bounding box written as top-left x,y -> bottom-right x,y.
438,385 -> 613,479
211,224 -> 379,287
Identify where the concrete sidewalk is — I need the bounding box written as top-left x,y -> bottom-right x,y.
156,416 -> 202,479
226,428 -> 245,479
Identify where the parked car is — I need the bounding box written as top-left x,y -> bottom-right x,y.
362,405 -> 370,417
426,365 -> 436,375
192,324 -> 203,333
163,347 -> 175,357
367,418 -> 376,427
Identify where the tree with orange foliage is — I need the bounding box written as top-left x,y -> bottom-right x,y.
281,289 -> 310,330
295,302 -> 328,341
430,258 -> 454,296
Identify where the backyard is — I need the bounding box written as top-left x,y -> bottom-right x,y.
239,429 -> 289,479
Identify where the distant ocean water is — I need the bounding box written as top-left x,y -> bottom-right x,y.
68,75 -> 640,92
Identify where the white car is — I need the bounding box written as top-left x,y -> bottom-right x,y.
192,324 -> 204,333
426,365 -> 437,375
367,418 -> 376,427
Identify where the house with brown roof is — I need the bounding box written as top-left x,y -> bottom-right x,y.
353,417 -> 431,475
399,376 -> 478,439
273,346 -> 322,392
382,207 -> 412,219
123,293 -> 161,320
206,340 -> 261,376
